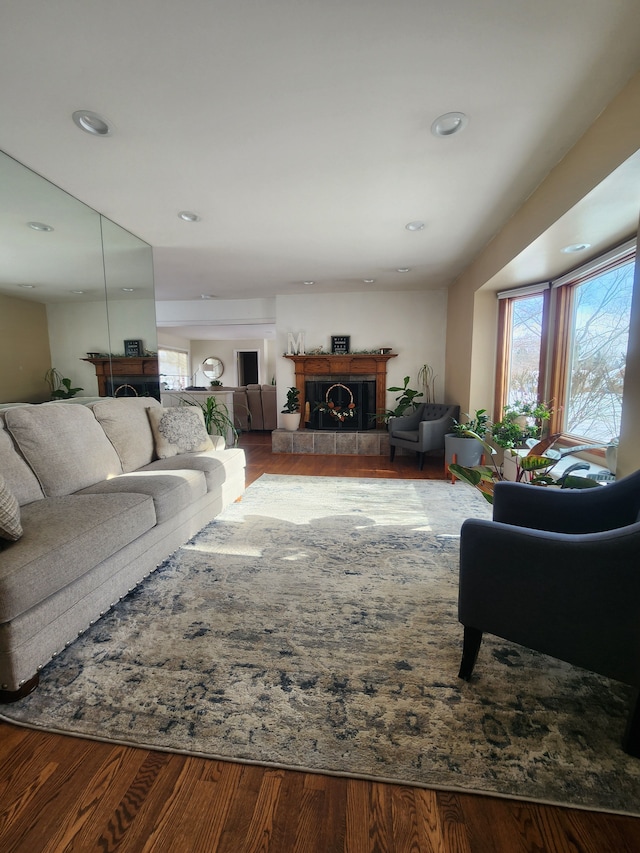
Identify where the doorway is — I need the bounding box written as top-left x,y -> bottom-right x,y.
236,350 -> 259,386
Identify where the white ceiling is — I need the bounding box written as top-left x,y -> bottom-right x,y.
1,0 -> 640,322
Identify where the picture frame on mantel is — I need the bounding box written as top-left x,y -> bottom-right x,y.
124,339 -> 143,357
331,335 -> 350,354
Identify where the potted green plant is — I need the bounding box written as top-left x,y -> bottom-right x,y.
376,376 -> 423,423
44,367 -> 83,400
417,363 -> 436,404
445,409 -> 490,471
280,386 -> 301,431
491,400 -> 552,449
449,432 -> 602,503
181,394 -> 238,444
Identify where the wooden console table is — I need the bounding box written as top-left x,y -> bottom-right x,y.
285,353 -> 396,428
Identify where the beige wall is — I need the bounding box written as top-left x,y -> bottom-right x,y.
445,71 -> 640,475
0,294 -> 51,403
275,290 -> 448,420
190,338 -> 274,388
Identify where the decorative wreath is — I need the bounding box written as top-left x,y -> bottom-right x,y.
313,383 -> 357,423
114,384 -> 139,397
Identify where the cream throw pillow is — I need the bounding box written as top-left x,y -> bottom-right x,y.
0,473 -> 23,541
147,407 -> 213,459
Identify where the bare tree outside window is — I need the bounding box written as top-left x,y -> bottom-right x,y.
566,262 -> 634,442
507,294 -> 544,405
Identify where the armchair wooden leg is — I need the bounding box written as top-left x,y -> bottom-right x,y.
418,451 -> 425,470
623,688 -> 640,758
390,445 -> 396,462
458,626 -> 483,681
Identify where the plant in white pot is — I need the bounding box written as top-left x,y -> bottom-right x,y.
280,386 -> 301,431
445,409 -> 490,481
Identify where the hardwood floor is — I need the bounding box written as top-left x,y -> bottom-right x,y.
1,432 -> 638,852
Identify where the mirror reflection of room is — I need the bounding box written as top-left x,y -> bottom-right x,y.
0,150 -> 158,406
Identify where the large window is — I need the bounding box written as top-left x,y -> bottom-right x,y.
562,261 -> 634,442
504,292 -> 546,405
497,240 -> 636,445
158,348 -> 189,390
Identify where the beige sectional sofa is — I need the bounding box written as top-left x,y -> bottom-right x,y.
226,384 -> 277,432
0,397 -> 245,700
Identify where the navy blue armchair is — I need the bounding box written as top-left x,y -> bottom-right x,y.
458,469 -> 640,756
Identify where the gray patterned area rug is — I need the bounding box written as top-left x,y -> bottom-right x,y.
3,474 -> 640,816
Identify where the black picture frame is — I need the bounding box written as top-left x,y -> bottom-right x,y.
124,339 -> 143,357
331,335 -> 350,354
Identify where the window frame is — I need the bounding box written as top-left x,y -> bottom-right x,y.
158,346 -> 190,391
496,238 -> 636,448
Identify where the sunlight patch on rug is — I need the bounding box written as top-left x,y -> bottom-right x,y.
2,474 -> 639,817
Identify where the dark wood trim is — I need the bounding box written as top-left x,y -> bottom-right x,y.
0,673 -> 39,703
547,285 -> 573,436
494,298 -> 511,420
82,356 -> 160,396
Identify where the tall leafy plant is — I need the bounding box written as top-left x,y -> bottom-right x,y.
385,376 -> 423,418
181,394 -> 238,444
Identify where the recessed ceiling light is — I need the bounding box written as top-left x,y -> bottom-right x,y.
121,287 -> 135,292
27,221 -> 53,232
200,294 -> 216,299
431,111 -> 468,137
70,290 -> 85,294
303,280 -> 315,286
405,221 -> 425,231
178,211 -> 200,222
363,279 -> 376,284
72,110 -> 112,136
561,242 -> 591,254
396,268 -> 411,273
19,284 -> 35,288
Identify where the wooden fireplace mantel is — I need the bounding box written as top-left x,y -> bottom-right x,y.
284,353 -> 396,428
82,356 -> 159,397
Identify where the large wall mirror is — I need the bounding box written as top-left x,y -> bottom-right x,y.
0,150 -> 158,404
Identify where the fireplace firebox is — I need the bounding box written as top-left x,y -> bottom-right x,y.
306,379 -> 376,430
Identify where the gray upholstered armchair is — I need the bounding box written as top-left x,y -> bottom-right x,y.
457,469 -> 640,756
388,403 -> 459,470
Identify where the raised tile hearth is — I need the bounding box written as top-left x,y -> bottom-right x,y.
272,428 -> 390,455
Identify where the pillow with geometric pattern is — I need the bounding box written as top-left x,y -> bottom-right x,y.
0,472 -> 23,541
146,406 -> 213,459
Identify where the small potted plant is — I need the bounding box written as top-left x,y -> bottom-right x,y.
491,401 -> 552,449
445,409 -> 490,472
280,386 -> 301,431
44,367 -> 83,400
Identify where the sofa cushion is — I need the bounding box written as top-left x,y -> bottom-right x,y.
0,492 -> 156,622
91,397 -> 161,472
140,447 -> 246,492
77,469 -> 207,524
5,404 -> 122,497
0,474 -> 22,542
147,406 -> 213,458
0,413 -> 44,506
